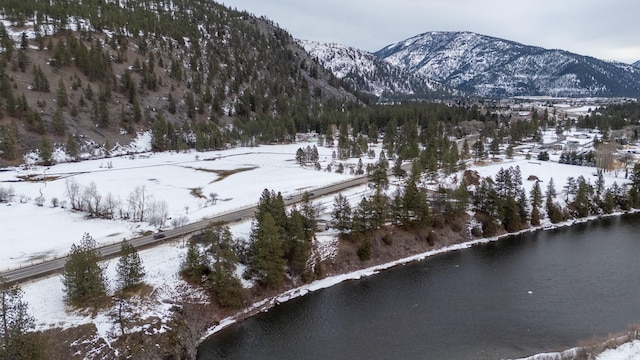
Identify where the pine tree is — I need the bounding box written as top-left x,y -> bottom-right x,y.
0,121 -> 18,160
116,241 -> 146,291
530,181 -> 543,226
0,277 -> 42,360
56,78 -> 68,108
209,260 -> 244,308
98,100 -> 109,128
180,241 -> 210,282
299,192 -> 318,240
250,213 -> 285,289
530,181 -> 543,210
38,136 -> 53,166
546,178 -> 557,199
295,148 -> 305,165
52,107 -> 66,136
167,92 -> 176,114
332,194 -> 352,234
65,135 -> 78,161
62,233 -> 108,308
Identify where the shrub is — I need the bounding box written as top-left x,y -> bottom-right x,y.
471,226 -> 482,237
357,240 -> 371,261
432,214 -> 445,229
450,219 -> 464,233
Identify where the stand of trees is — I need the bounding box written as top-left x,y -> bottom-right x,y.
63,179 -> 168,227
245,190 -> 318,288
180,222 -> 245,308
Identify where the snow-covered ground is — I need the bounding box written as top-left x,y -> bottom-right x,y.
2,128 -> 639,359
597,340 -> 640,360
0,136 -> 370,270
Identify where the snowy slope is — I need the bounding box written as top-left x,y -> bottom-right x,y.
298,39 -> 454,101
375,31 -> 640,98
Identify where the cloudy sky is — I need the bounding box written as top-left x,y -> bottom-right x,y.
221,0 -> 640,64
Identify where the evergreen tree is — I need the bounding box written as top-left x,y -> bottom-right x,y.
250,213 -> 286,289
65,135 -> 78,161
62,233 -> 108,308
299,192 -> 318,240
98,100 -> 109,128
472,138 -> 486,161
115,241 -> 146,291
572,176 -> 593,218
530,181 -> 543,226
56,78 -> 68,108
284,209 -> 310,277
392,156 -> 406,178
180,241 -> 210,282
546,178 -> 557,199
52,107 -> 66,136
202,222 -> 244,308
530,181 -> 543,210
449,180 -> 470,216
331,193 -> 352,234
38,136 -> 53,166
295,148 -> 305,165
401,161 -> 429,226
0,277 -> 42,360
0,121 -> 18,160
369,160 -> 389,191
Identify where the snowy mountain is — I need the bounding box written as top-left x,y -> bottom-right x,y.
375,31 -> 640,98
298,40 -> 455,101
633,60 -> 640,68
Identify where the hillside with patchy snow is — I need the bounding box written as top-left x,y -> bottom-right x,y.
374,31 -> 640,98
298,40 -> 454,101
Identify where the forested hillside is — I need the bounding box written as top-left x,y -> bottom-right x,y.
0,0 -> 363,165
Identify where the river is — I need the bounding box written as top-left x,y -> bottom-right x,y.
198,214 -> 640,359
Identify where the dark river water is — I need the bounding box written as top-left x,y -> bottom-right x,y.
198,214 -> 640,360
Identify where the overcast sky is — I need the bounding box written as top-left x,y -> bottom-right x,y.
221,0 -> 640,64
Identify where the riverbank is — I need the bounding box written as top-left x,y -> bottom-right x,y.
198,209 -> 640,358
30,209 -> 640,359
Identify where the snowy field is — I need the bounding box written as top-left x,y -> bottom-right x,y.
0,136 -> 368,270
2,128 -> 638,359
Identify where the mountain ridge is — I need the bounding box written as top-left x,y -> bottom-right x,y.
374,31 -> 640,98
298,39 -> 455,101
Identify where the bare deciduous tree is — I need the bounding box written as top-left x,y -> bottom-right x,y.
65,178 -> 82,210
0,186 -> 15,203
148,200 -> 168,227
103,192 -> 120,219
128,185 -> 151,222
171,216 -> 189,229
209,192 -> 218,205
82,181 -> 102,216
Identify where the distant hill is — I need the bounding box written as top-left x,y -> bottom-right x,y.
298,40 -> 455,101
374,31 -> 640,98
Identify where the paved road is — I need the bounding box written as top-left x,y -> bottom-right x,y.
1,174 -> 373,284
